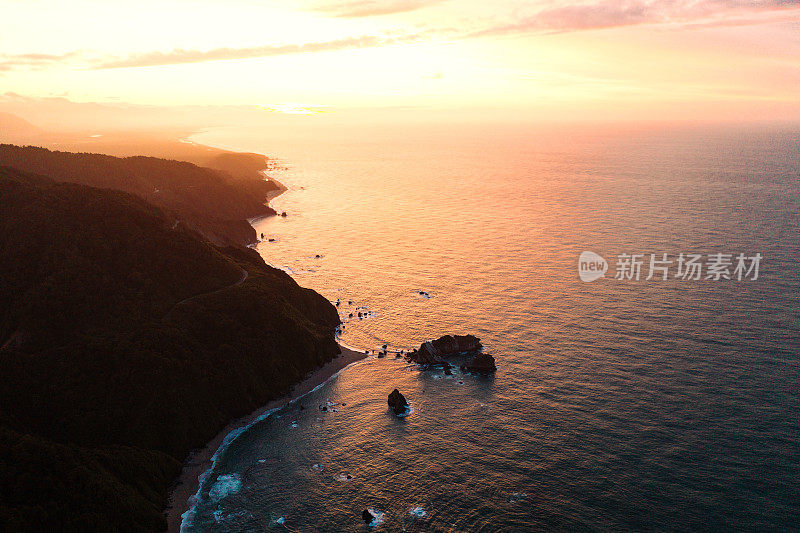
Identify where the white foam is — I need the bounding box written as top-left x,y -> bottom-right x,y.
409,507 -> 427,518
396,403 -> 413,417
509,492 -> 529,503
213,509 -> 249,523
179,342 -> 369,531
366,508 -> 385,527
208,473 -> 242,503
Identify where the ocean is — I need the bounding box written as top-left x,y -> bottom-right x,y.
183,120 -> 799,531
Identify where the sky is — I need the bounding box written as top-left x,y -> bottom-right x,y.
1,0 -> 799,123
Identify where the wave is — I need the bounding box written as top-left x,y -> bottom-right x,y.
179,344 -> 368,531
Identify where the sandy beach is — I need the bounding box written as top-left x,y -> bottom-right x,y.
164,344 -> 368,532
163,154 -> 321,532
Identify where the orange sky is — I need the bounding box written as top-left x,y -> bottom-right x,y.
1,0 -> 799,122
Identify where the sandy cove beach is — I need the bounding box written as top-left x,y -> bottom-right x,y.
164,344 -> 368,532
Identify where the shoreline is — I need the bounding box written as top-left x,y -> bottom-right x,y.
252,169 -> 288,223
164,151 -> 366,532
164,344 -> 369,532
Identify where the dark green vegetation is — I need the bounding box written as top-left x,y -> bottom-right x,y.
0,166 -> 341,530
0,144 -> 279,247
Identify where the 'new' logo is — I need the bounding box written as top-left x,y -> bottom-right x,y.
578,251 -> 607,282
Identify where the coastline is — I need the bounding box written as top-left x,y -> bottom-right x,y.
164,344 -> 369,532
164,152 -> 365,532
255,169 -> 288,218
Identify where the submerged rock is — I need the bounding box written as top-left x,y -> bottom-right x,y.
388,389 -> 409,415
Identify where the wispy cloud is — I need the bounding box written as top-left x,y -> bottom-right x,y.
1,1 -> 798,73
96,36 -> 388,69
0,32 -> 441,72
311,0 -> 446,18
94,29 -> 454,69
0,52 -> 80,72
470,0 -> 800,36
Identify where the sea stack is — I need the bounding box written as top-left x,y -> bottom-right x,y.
388,389 -> 409,415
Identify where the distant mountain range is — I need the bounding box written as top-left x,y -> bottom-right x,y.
0,144 -> 279,246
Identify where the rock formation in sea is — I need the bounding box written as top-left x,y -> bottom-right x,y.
463,352 -> 497,373
388,389 -> 409,415
362,509 -> 374,524
406,334 -> 483,365
406,334 -> 496,373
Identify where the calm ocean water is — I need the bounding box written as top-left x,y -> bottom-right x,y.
185,121 -> 800,531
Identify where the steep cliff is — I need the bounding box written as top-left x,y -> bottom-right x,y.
0,166 -> 340,530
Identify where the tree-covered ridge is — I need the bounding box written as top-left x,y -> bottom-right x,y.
0,167 -> 340,530
0,144 -> 277,246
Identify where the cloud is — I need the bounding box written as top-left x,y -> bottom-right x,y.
470,0 -> 800,36
0,29 -> 451,72
96,36 -> 386,69
1,1 -> 798,73
0,52 -> 80,72
93,29 -> 456,69
311,0 -> 446,17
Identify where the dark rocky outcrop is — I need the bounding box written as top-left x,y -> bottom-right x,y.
406,334 -> 496,373
362,509 -> 374,524
463,353 -> 497,373
388,389 -> 409,415
406,334 -> 483,365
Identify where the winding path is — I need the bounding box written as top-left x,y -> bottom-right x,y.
163,267 -> 248,319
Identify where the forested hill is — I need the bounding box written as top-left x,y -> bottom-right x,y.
0,144 -> 279,246
0,166 -> 341,530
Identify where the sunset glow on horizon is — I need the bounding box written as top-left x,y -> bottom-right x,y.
1,0 -> 800,122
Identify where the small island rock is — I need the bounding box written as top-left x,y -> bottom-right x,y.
362,509 -> 374,524
388,389 -> 409,415
406,334 -> 482,365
